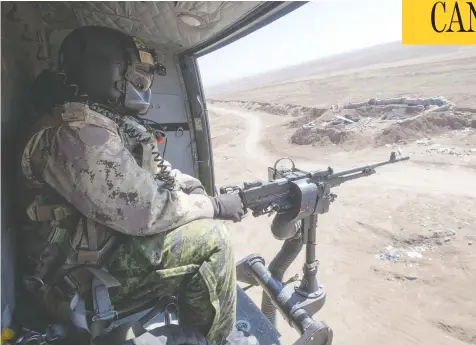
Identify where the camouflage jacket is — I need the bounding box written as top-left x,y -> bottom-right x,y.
21,102 -> 215,236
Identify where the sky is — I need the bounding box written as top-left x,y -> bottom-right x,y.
198,0 -> 402,89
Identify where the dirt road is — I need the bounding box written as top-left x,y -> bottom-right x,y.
209,105 -> 476,345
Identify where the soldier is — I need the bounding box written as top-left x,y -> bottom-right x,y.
18,26 -> 253,345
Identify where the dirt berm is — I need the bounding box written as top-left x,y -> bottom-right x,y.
208,99 -> 327,118
208,98 -> 476,149
291,110 -> 476,148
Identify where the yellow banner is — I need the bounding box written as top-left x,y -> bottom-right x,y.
402,0 -> 476,44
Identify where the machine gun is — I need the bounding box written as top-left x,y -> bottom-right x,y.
220,152 -> 409,345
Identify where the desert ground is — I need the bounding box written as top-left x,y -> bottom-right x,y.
204,43 -> 476,345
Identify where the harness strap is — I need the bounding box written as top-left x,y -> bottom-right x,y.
70,293 -> 90,332
91,296 -> 179,345
77,235 -> 118,265
90,276 -> 117,339
87,219 -> 99,250
26,198 -> 77,221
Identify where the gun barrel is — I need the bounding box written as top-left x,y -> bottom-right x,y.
331,155 -> 409,178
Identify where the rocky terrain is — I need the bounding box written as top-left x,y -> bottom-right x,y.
209,97 -> 476,152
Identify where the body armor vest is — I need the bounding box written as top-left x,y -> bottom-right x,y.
18,102 -> 171,326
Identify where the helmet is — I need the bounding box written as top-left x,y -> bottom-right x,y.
58,26 -> 166,115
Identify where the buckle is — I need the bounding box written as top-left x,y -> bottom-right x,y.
52,206 -> 72,221
92,278 -> 117,322
63,273 -> 80,291
77,236 -> 117,265
26,198 -> 75,222
92,310 -> 118,322
77,249 -> 100,264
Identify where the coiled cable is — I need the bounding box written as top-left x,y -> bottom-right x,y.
133,118 -> 175,190
151,141 -> 175,188
117,119 -> 175,190
89,103 -> 176,190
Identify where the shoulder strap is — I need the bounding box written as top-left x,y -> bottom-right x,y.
27,102 -> 119,136
26,195 -> 77,221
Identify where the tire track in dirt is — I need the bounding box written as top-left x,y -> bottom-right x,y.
209,105 -> 325,170
210,105 -> 289,169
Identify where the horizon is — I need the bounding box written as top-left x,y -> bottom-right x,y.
198,0 -> 402,90
203,39 -> 403,90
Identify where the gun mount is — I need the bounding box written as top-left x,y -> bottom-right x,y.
221,152 -> 409,345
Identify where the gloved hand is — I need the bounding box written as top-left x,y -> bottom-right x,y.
209,193 -> 245,222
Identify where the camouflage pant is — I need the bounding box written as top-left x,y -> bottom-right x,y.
108,219 -> 236,345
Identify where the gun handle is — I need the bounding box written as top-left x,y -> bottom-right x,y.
271,211 -> 300,240
219,185 -> 241,194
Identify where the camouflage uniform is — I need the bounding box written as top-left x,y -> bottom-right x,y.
20,102 -> 236,344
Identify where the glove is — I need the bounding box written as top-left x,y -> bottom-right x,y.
209,193 -> 245,222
